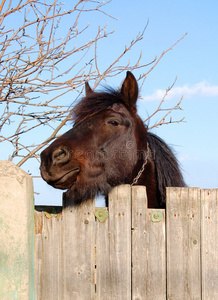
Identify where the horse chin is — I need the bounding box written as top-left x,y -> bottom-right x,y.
63,180 -> 112,206
64,184 -> 96,206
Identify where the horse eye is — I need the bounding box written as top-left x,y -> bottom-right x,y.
108,120 -> 119,126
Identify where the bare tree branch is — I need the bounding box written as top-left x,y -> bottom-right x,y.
144,77 -> 185,129
0,0 -> 186,169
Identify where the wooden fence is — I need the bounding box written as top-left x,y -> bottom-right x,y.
0,162 -> 218,299
35,185 -> 218,300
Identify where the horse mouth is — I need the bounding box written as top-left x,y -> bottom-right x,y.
52,168 -> 80,189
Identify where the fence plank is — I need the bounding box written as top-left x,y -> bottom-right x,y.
35,198 -> 96,300
131,186 -> 166,300
0,161 -> 35,300
96,185 -> 132,300
166,187 -> 201,300
62,198 -> 96,300
35,209 -> 64,299
201,189 -> 218,300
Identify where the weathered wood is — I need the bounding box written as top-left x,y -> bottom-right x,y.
33,186 -> 218,299
166,187 -> 201,300
0,161 -> 35,300
96,185 -> 132,300
35,210 -> 64,299
62,198 -> 96,300
131,185 -> 166,300
35,199 -> 96,300
201,189 -> 218,300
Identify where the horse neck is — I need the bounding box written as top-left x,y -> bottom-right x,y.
129,117 -> 159,208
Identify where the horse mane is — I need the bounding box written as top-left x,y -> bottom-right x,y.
147,132 -> 186,207
72,88 -> 123,124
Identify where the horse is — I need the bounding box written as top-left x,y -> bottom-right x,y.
40,71 -> 185,208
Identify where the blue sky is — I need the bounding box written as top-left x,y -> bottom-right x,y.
2,1 -> 218,205
101,0 -> 218,189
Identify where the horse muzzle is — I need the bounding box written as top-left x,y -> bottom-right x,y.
40,145 -> 81,189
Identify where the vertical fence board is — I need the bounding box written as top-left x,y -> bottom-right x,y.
96,185 -> 132,300
35,210 -> 63,299
131,186 -> 166,300
62,198 -> 96,300
95,210 -> 109,299
201,189 -> 218,300
35,199 -> 95,300
0,161 -> 35,300
166,187 -> 201,300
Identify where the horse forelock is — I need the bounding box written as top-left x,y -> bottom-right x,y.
72,88 -> 127,125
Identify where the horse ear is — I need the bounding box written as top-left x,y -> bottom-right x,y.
121,71 -> 138,110
85,81 -> 94,96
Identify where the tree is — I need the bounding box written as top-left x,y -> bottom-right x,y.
0,0 -> 186,170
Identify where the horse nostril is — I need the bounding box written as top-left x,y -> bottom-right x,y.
55,149 -> 66,159
52,147 -> 71,164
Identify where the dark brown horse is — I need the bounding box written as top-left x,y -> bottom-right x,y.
40,72 -> 185,208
